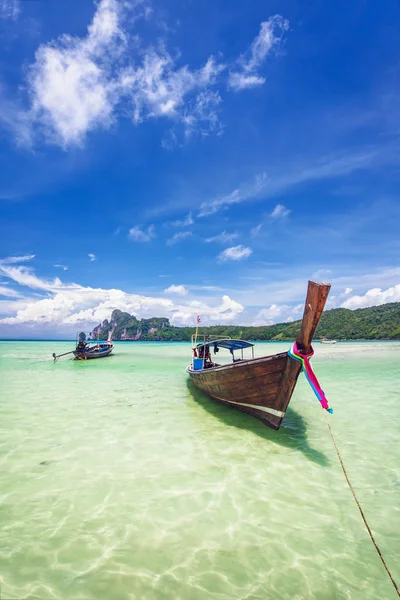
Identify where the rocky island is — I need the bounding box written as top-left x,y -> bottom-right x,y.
90,303 -> 400,341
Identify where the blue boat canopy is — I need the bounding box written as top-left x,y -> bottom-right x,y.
196,338 -> 254,351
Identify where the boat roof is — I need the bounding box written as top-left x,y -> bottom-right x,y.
196,338 -> 254,351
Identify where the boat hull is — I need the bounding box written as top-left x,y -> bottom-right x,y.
73,345 -> 113,360
186,280 -> 331,430
187,351 -> 302,430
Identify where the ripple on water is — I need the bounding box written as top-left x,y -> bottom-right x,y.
0,341 -> 399,599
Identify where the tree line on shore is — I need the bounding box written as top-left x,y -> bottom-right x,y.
90,302 -> 400,341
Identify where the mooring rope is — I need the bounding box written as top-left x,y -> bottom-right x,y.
324,414 -> 399,597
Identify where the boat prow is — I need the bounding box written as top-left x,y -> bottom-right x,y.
186,280 -> 331,430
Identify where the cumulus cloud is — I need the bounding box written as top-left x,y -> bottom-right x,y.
171,295 -> 244,325
253,303 -> 303,325
164,284 -> 188,296
166,231 -> 192,245
218,245 -> 252,261
341,284 -> 400,309
205,231 -> 238,244
23,1 -> 226,146
128,225 -> 156,242
270,203 -> 290,218
28,0 -> 127,147
0,264 -> 244,328
5,0 -> 287,148
88,253 -> 96,261
228,16 -> 289,91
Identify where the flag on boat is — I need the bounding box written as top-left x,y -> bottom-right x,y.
196,315 -> 201,324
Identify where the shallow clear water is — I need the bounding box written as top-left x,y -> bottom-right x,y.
1,341 -> 399,600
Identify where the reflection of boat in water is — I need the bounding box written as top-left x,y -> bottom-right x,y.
186,280 -> 331,430
320,338 -> 337,344
52,332 -> 114,362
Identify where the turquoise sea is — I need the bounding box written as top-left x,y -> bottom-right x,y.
1,340 -> 399,600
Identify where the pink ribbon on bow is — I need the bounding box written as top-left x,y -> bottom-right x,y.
288,341 -> 333,413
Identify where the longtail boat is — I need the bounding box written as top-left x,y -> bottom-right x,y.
52,332 -> 114,362
186,280 -> 331,430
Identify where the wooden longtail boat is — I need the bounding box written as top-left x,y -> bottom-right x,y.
52,332 -> 114,362
186,280 -> 331,430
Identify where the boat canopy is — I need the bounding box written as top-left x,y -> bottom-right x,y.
196,339 -> 254,351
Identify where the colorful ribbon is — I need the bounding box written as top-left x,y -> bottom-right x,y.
288,341 -> 333,413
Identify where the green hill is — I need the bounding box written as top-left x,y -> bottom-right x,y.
90,302 -> 400,342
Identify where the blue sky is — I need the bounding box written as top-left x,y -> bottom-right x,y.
0,0 -> 399,337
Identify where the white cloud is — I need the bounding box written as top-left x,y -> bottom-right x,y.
166,230 -> 192,245
171,295 -> 244,325
128,225 -> 156,242
28,0 -> 126,147
182,89 -> 223,139
121,54 -> 224,124
54,264 -> 69,271
0,254 -> 35,264
0,0 -> 19,20
253,303 -> 303,325
270,203 -> 290,218
218,245 -> 252,261
0,264 -> 63,291
0,265 -> 244,329
228,73 -> 265,91
199,172 -> 268,217
228,16 -> 289,91
205,231 -> 238,244
344,287 -> 352,295
196,148 -> 388,220
251,223 -> 262,237
172,212 -> 194,227
164,284 -> 188,296
0,285 -> 20,298
312,268 -> 332,280
25,0 -> 227,148
9,2 -> 286,148
88,253 -> 96,261
341,284 -> 400,309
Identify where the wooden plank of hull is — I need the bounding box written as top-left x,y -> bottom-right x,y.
188,353 -> 290,429
187,280 -> 331,430
74,347 -> 113,360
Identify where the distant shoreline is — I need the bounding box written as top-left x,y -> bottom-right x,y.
1,338 -> 399,343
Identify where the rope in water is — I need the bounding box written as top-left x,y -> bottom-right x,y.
324,414 -> 399,597
288,342 -> 399,596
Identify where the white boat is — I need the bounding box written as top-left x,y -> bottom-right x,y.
320,337 -> 337,344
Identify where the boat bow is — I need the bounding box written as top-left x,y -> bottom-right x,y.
187,280 -> 331,429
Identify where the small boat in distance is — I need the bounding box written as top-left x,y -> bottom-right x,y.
186,280 -> 331,430
320,337 -> 337,344
52,332 -> 114,362
74,331 -> 114,360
